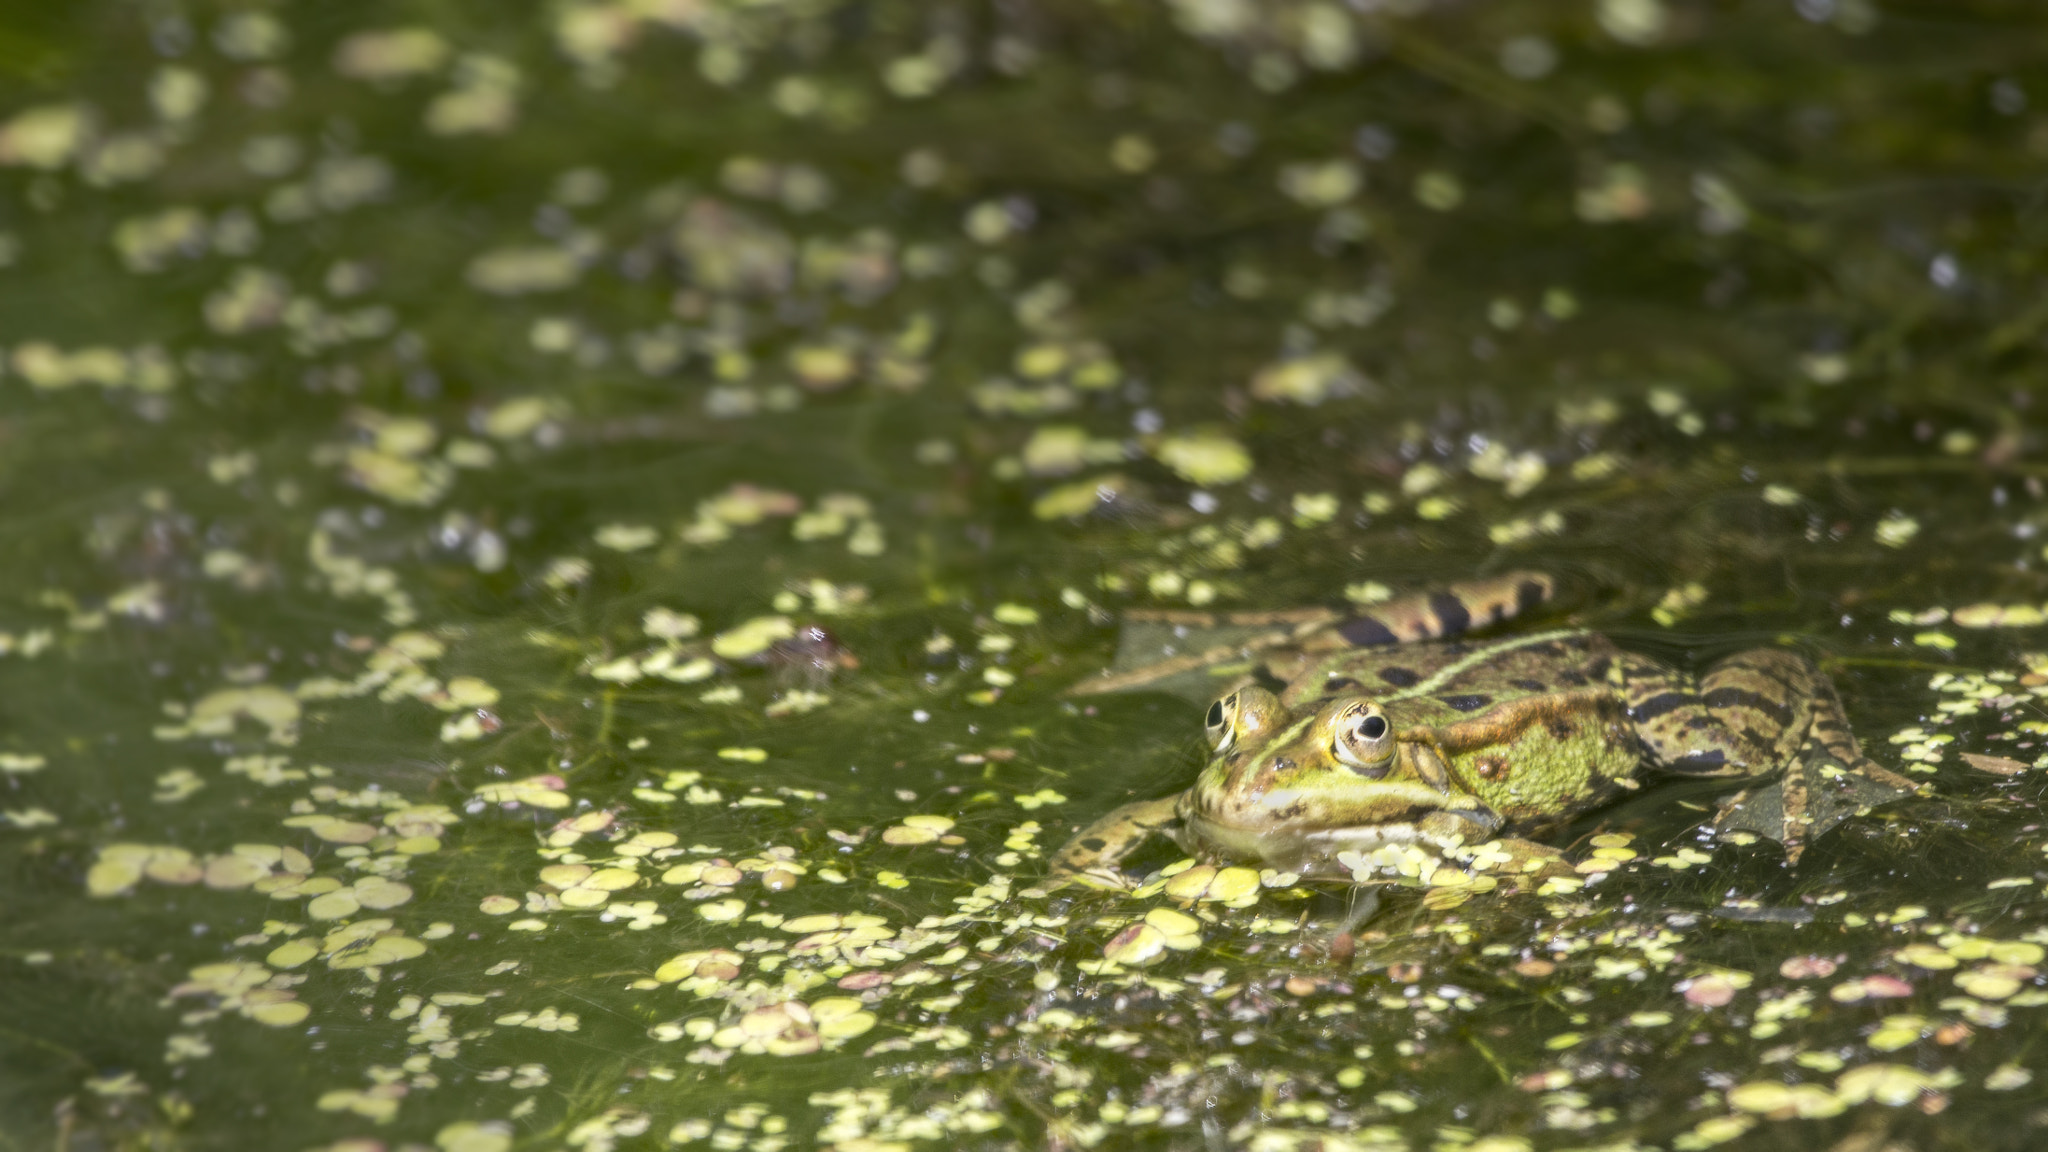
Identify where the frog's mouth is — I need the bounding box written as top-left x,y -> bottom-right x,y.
1188,813 -> 1444,855
1182,804 -> 1483,873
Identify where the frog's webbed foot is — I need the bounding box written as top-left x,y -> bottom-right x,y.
1047,796 -> 1185,891
1712,737 -> 1916,864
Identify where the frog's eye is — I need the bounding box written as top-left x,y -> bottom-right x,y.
1205,687 -> 1283,754
1204,698 -> 1231,750
1333,702 -> 1394,775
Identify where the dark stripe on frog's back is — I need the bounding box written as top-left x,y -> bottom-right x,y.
1277,642 -> 1480,708
1413,632 -> 1620,701
1280,630 -> 1615,710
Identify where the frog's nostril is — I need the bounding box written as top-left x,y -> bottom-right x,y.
1266,756 -> 1294,774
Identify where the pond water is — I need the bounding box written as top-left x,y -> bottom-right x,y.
4,2 -> 2047,1149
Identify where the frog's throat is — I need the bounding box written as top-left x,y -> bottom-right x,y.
1179,782 -> 1492,863
1180,810 -> 1468,869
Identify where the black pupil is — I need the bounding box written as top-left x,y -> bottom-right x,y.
1361,715 -> 1388,739
1206,700 -> 1225,729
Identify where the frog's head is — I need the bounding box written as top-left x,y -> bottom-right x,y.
1180,686 -> 1494,870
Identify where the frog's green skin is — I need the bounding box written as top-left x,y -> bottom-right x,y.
1051,572 -> 1915,889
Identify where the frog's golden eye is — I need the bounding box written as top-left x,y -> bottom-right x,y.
1332,702 -> 1394,775
1205,687 -> 1283,753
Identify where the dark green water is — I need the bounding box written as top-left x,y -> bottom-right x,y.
3,2 -> 2047,1149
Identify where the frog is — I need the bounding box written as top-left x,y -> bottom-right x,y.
1049,571 -> 1916,889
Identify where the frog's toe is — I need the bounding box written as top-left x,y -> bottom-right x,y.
1712,782 -> 1794,855
1048,866 -> 1139,893
1047,796 -> 1186,890
1712,741 -> 1915,862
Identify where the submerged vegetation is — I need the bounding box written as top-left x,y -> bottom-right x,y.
4,1 -> 2048,1149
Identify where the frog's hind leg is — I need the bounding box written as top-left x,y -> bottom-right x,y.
1712,661 -> 1916,863
1626,648 -> 1913,862
1305,570 -> 1556,651
1066,570 -> 1555,699
1047,796 -> 1185,891
1623,648 -> 1809,777
1066,611 -> 1328,700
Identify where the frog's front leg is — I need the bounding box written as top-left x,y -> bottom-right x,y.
1416,811 -> 1573,887
1047,796 -> 1186,891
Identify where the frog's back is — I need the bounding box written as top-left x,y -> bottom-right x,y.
1270,630 -> 1621,713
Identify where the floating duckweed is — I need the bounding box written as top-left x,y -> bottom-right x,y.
881,814 -> 955,845
991,603 -> 1039,626
472,775 -> 570,808
1577,163 -> 1653,222
1650,582 -> 1710,626
1250,353 -> 1361,406
547,865 -> 640,908
89,843 -> 192,895
1344,581 -> 1392,605
167,960 -> 314,1030
1726,1080 -> 1842,1118
710,616 -> 795,660
1152,429 -> 1252,486
1032,473 -> 1131,519
594,523 -> 659,551
1954,965 -> 2032,1000
1986,1065 -> 2034,1091
1950,601 -> 2048,628
158,686 -> 302,745
333,26 -> 449,80
435,1121 -> 515,1152
1162,864 -> 1262,906
699,899 -> 746,921
1833,1063 -> 1961,1106
810,997 -> 877,1041
245,998 -> 312,1028
1413,170 -> 1465,211
465,245 -> 581,295
495,1007 -> 580,1032
1829,975 -> 1916,1002
0,103 -> 90,169
1101,922 -> 1168,966
643,608 -> 701,641
1874,513 -> 1920,548
1893,944 -> 1958,971
299,881 -> 358,918
1291,492 -> 1339,524
1488,510 -> 1565,545
10,343 -> 166,392
1468,443 -> 1548,496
